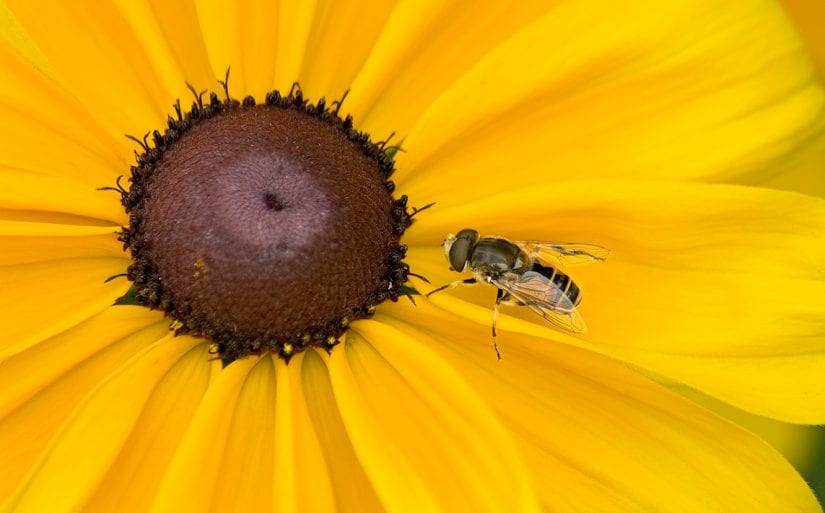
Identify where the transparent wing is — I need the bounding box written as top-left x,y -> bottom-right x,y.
514,241 -> 609,267
492,274 -> 587,333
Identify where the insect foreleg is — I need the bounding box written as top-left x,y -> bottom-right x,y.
425,278 -> 477,297
491,289 -> 504,360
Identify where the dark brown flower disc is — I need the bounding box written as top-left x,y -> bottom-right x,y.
119,90 -> 415,362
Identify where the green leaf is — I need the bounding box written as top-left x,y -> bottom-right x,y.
113,285 -> 139,306
398,284 -> 420,296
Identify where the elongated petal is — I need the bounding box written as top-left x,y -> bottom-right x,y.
0,258 -> 130,357
193,0 -> 283,95
296,0 -> 396,101
81,341 -> 215,513
2,337 -> 204,513
114,0 -> 216,91
149,356 -> 259,513
151,350 -> 373,513
782,0 -> 825,80
300,349 -> 382,513
407,181 -> 825,423
0,45 -> 125,185
0,309 -> 168,503
2,0 -> 194,142
330,321 -> 541,513
763,2 -> 825,198
0,307 -> 165,419
391,0 -> 824,201
204,356 -> 280,513
347,0 -> 558,138
0,169 -> 125,226
382,304 -> 821,512
194,0 -> 396,99
0,222 -> 122,266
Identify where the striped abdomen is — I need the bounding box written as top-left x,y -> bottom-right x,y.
529,261 -> 581,307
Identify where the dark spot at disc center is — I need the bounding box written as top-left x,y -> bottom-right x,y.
263,192 -> 284,211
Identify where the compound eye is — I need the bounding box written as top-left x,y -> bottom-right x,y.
448,229 -> 479,272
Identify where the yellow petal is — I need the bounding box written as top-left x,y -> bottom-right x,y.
330,321 -> 541,513
0,3 -> 59,83
406,181 -> 825,423
0,307 -> 165,419
675,386 -> 825,478
0,258 -> 130,357
0,40 -> 126,185
347,0 -> 557,139
761,1 -> 825,198
3,1 -> 187,142
194,0 -> 395,99
296,0 -> 396,102
269,2 -> 316,94
191,0 -> 241,91
782,0 -> 825,81
0,310 -> 168,504
270,351 -> 339,513
392,0 -> 824,202
0,222 -> 122,266
0,3 -> 130,185
300,348 -> 383,513
149,356 -> 260,513
2,336 -> 203,513
0,169 -> 125,226
759,132 -> 825,198
382,304 -> 821,512
206,356 -> 279,513
233,0 -> 282,95
193,0 -> 314,96
81,341 -> 213,513
152,351 -> 367,513
114,0 -> 215,91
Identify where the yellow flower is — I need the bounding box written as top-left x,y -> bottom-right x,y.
1,1 -> 824,513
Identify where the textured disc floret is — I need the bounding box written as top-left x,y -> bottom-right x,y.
116,85 -> 417,361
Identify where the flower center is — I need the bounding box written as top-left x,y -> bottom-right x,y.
117,88 -> 416,362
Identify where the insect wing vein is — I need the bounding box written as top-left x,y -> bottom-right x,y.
515,241 -> 609,267
493,276 -> 586,333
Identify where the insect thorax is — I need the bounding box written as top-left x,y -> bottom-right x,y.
470,238 -> 528,274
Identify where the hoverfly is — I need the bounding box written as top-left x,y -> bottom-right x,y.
426,229 -> 608,359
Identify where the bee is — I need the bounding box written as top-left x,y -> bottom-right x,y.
426,229 -> 608,359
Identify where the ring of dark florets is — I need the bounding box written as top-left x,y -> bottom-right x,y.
107,78 -> 423,363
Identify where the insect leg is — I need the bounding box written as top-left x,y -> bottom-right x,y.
425,278 -> 477,297
491,289 -> 504,360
